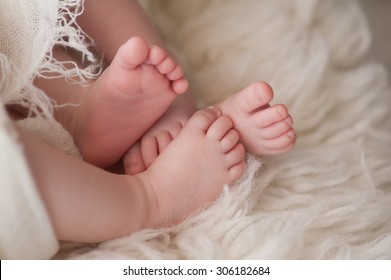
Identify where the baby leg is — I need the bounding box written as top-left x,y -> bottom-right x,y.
18,108 -> 245,243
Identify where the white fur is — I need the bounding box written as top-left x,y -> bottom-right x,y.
54,0 -> 391,259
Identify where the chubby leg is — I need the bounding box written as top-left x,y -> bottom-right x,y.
18,108 -> 244,243
18,123 -> 154,243
217,82 -> 296,155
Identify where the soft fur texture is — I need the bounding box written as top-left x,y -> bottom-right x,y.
53,0 -> 391,259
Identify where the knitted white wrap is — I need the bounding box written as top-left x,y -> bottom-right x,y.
0,0 -> 97,117
0,0 -> 94,259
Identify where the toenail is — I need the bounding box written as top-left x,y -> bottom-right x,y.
254,85 -> 264,101
207,106 -> 222,116
278,106 -> 288,118
284,116 -> 293,126
287,130 -> 296,139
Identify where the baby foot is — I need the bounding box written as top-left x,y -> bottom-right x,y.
76,37 -> 189,167
123,99 -> 196,175
217,82 -> 296,155
134,107 -> 246,225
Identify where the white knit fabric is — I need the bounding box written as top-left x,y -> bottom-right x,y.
0,0 -> 97,117
0,0 -> 95,259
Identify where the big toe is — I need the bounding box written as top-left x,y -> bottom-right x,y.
186,107 -> 222,132
236,81 -> 274,113
115,36 -> 149,69
123,142 -> 146,175
226,143 -> 246,183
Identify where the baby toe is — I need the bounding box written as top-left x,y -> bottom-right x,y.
254,104 -> 289,128
166,64 -> 184,81
228,161 -> 246,183
235,82 -> 274,113
220,129 -> 240,153
206,115 -> 233,140
259,115 -> 293,139
171,78 -> 189,95
156,56 -> 176,74
262,128 -> 296,150
115,37 -> 149,69
141,136 -> 159,168
157,131 -> 173,154
226,143 -> 245,168
147,45 -> 167,65
123,143 -> 146,175
186,107 -> 221,132
266,141 -> 296,155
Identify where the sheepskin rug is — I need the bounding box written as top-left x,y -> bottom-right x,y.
57,0 -> 391,259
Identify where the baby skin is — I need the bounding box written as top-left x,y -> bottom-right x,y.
20,107 -> 244,242
217,82 -> 296,155
23,37 -> 293,242
73,36 -> 295,173
75,37 -> 189,167
137,108 -> 245,227
120,46 -> 296,174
